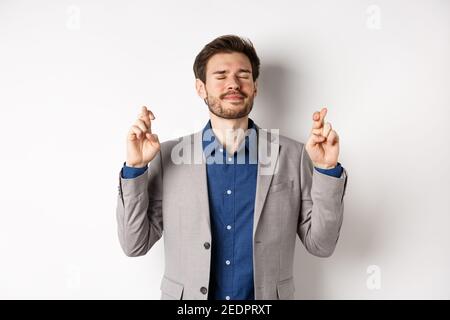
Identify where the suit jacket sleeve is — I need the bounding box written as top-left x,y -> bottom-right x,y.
116,151 -> 164,257
297,144 -> 348,257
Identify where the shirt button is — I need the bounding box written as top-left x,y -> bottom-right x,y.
225,296 -> 230,300
226,225 -> 232,230
225,260 -> 231,265
219,148 -> 223,153
226,190 -> 232,195
204,242 -> 210,249
228,157 -> 232,162
200,287 -> 208,295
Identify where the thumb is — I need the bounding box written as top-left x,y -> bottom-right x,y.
146,133 -> 159,144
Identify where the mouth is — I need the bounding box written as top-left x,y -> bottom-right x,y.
223,95 -> 245,101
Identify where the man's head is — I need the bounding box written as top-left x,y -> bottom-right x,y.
194,35 -> 260,120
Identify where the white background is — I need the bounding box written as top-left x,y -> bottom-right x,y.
0,0 -> 449,299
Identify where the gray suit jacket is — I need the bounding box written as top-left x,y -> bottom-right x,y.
116,126 -> 348,300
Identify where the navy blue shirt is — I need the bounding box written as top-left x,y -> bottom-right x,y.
202,119 -> 258,300
121,120 -> 343,301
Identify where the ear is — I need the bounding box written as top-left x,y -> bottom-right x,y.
253,80 -> 258,97
195,78 -> 207,99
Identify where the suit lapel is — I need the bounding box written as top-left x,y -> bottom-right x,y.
253,127 -> 280,238
189,130 -> 211,232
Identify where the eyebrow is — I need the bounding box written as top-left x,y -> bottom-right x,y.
212,68 -> 252,75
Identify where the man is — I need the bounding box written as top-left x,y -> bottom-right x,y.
116,35 -> 348,300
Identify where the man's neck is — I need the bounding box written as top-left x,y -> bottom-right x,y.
209,112 -> 249,154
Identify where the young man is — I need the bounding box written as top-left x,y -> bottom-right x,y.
116,35 -> 348,300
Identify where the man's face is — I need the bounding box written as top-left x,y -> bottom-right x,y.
196,52 -> 258,120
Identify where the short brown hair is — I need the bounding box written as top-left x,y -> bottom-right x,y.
193,35 -> 260,83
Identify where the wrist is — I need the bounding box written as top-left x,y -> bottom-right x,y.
313,162 -> 338,170
125,161 -> 148,168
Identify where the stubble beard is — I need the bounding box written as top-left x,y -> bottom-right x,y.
205,91 -> 254,120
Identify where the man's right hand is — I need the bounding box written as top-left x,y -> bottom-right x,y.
126,106 -> 160,168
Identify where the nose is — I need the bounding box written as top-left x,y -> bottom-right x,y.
227,76 -> 241,91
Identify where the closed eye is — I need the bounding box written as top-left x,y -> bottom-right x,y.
216,76 -> 249,80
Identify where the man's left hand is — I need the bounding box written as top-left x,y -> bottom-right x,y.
305,107 -> 340,169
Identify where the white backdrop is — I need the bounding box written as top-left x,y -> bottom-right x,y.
1,0 -> 449,299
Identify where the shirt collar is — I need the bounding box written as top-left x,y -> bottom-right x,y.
202,118 -> 257,158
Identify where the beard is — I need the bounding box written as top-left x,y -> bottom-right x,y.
204,90 -> 254,120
